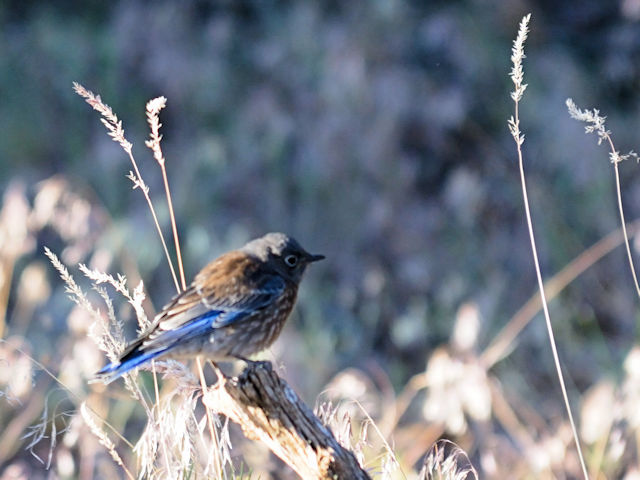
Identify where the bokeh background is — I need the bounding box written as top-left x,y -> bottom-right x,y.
2,1 -> 640,478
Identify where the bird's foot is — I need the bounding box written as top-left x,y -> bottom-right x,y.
235,356 -> 272,370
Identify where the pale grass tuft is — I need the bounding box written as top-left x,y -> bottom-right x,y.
45,249 -> 124,361
566,97 -> 640,303
74,82 -> 180,291
80,402 -> 134,480
72,82 -> 230,477
136,377 -> 232,479
93,285 -> 125,353
379,448 -> 399,480
44,247 -> 92,312
344,400 -> 400,476
22,396 -> 51,465
507,13 -> 531,147
79,264 -> 150,330
22,394 -> 75,469
566,98 -> 611,145
315,400 -> 370,468
73,82 -> 133,154
47,249 -> 150,408
43,247 -> 126,358
316,369 -> 408,476
509,13 -> 531,103
419,439 -> 478,480
566,98 -> 639,163
566,98 -> 638,163
315,401 -> 354,449
145,97 -> 168,166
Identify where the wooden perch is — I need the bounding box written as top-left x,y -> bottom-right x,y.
203,361 -> 371,479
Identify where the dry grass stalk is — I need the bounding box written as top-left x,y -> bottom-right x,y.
80,402 -> 134,480
566,98 -> 640,301
73,82 -> 180,292
508,14 -> 589,479
144,96 -> 187,291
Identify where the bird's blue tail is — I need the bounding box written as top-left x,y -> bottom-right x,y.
92,347 -> 169,384
92,310 -> 228,384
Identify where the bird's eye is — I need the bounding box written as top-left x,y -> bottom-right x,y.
284,254 -> 298,267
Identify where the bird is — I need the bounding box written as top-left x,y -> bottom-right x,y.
95,232 -> 324,384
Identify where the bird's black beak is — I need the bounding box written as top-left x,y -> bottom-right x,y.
307,253 -> 325,263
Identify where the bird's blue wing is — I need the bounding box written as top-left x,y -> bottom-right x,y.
136,273 -> 286,351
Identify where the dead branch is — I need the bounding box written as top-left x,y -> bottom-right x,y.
203,361 -> 371,479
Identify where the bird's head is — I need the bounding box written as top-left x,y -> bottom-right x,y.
241,232 -> 324,283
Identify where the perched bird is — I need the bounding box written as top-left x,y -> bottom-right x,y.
95,232 -> 324,384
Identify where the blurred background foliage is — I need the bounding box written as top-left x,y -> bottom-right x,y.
2,0 -> 640,478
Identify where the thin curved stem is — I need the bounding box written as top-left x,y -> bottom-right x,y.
196,357 -> 222,478
509,17 -> 588,478
160,165 -> 186,291
125,149 -> 181,293
608,137 -> 640,300
513,107 -> 589,480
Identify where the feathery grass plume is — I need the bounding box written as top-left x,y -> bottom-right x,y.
80,402 -> 134,480
509,14 -> 530,102
46,248 -> 122,359
507,13 -> 530,147
79,264 -> 150,331
46,248 -> 151,406
73,82 -> 133,155
44,248 -> 95,315
566,98 -> 640,302
93,285 -> 124,349
145,97 -> 167,166
566,99 -> 611,146
44,248 -> 126,359
315,398 -> 403,477
144,95 -> 187,290
419,439 -> 477,480
133,376 -> 232,480
355,400 -> 401,476
507,15 -> 589,480
73,82 -> 180,292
